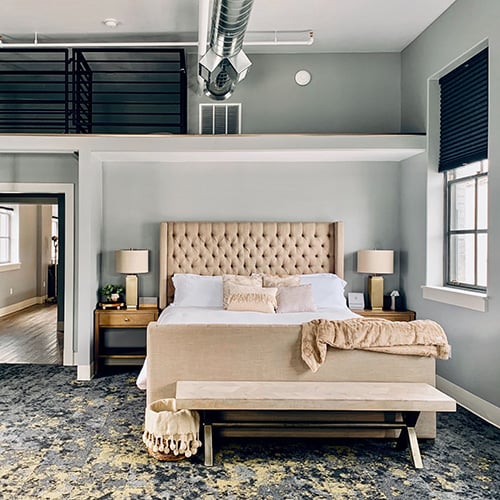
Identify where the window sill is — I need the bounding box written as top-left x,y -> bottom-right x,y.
422,285 -> 487,312
0,262 -> 21,272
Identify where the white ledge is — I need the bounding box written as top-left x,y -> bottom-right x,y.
422,285 -> 487,312
0,262 -> 21,272
0,133 -> 426,162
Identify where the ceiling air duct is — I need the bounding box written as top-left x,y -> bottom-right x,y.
199,0 -> 254,100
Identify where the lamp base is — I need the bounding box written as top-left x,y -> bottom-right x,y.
125,274 -> 138,310
368,275 -> 384,310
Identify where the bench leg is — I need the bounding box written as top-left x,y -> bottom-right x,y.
203,423 -> 214,466
407,426 -> 423,469
396,411 -> 423,469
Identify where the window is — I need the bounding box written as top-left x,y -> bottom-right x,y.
439,47 -> 488,293
0,205 -> 19,269
445,160 -> 487,291
0,206 -> 12,263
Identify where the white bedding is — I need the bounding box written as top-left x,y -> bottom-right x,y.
136,305 -> 360,390
157,304 -> 359,325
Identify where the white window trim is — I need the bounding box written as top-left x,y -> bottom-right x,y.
424,40 -> 489,312
0,262 -> 21,272
0,205 -> 20,270
422,285 -> 487,312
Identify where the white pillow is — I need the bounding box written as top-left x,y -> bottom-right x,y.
172,274 -> 223,307
299,273 -> 347,308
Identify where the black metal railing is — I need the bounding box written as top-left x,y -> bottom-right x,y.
72,51 -> 93,134
72,48 -> 186,134
0,49 -> 70,133
0,47 -> 187,134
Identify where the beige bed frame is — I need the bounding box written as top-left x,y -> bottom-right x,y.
147,221 -> 436,438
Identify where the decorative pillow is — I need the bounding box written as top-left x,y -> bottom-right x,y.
222,274 -> 262,309
262,275 -> 301,288
276,284 -> 317,313
299,273 -> 347,309
172,274 -> 223,307
226,283 -> 277,313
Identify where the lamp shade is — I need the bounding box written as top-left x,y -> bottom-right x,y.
357,250 -> 394,275
115,249 -> 149,274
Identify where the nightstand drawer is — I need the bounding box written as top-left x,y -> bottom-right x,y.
98,310 -> 157,327
355,310 -> 416,322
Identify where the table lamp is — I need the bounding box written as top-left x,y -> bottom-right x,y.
357,250 -> 394,310
115,249 -> 149,309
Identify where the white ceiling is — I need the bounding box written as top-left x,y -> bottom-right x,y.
0,0 -> 456,53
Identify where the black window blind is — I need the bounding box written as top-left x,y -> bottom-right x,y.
439,47 -> 488,172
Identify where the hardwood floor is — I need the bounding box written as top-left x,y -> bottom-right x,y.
0,304 -> 62,364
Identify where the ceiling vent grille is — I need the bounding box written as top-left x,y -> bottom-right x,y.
199,103 -> 241,134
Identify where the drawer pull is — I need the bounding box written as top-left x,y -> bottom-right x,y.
124,317 -> 130,322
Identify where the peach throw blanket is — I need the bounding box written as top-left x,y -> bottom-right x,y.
301,318 -> 451,373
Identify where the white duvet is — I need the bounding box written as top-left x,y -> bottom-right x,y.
136,305 -> 359,390
157,304 -> 359,325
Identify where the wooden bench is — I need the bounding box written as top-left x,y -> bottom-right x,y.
175,381 -> 456,468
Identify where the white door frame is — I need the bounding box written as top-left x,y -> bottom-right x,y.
0,182 -> 75,365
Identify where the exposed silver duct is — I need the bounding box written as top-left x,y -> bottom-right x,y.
199,0 -> 255,100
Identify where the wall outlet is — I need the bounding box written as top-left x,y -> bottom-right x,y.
9,288 -> 13,295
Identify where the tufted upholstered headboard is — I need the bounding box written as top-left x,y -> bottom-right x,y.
159,221 -> 344,309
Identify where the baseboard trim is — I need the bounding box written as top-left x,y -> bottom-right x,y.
437,375 -> 500,428
77,363 -> 94,381
0,296 -> 46,318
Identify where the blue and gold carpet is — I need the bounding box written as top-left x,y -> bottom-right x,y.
0,364 -> 498,499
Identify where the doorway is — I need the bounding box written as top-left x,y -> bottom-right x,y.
0,183 -> 74,365
0,197 -> 63,364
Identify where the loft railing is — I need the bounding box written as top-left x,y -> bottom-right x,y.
0,48 -> 187,134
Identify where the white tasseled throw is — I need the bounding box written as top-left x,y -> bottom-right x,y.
143,398 -> 201,457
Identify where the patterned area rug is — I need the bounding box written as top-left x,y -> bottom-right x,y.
0,364 -> 498,499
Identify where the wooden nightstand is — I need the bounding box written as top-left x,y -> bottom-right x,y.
94,307 -> 159,375
354,309 -> 416,322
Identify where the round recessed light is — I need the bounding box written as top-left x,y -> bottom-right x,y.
103,18 -> 119,28
295,70 -> 311,86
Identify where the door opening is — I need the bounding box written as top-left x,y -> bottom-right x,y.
0,185 -> 74,366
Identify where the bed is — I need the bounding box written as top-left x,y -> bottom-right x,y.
145,221 -> 439,438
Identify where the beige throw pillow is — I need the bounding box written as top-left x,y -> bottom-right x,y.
263,274 -> 301,288
226,283 -> 277,313
222,274 -> 262,309
276,284 -> 317,313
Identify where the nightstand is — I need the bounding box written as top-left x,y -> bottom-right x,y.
354,309 -> 416,322
94,307 -> 159,375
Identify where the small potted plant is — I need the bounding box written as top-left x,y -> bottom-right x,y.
100,284 -> 125,303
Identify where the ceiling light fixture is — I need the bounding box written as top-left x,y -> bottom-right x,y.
103,18 -> 120,28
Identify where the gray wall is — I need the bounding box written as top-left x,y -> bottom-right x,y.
188,53 -> 401,134
0,153 -> 78,184
100,160 -> 403,300
400,0 -> 500,406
